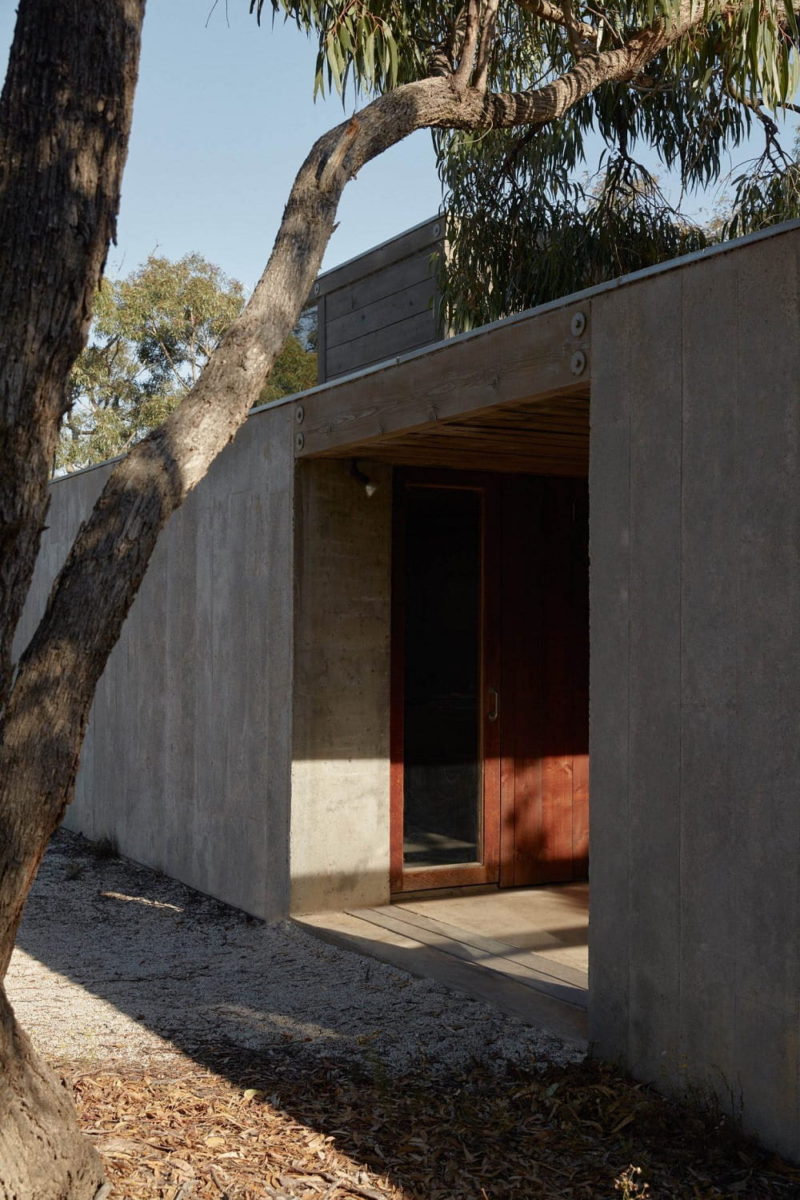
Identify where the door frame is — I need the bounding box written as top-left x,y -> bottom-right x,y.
389,468 -> 502,894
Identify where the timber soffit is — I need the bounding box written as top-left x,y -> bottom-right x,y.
294,296 -> 591,460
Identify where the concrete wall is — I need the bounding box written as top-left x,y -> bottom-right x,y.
19,406 -> 296,920
291,459 -> 393,912
589,226 -> 800,1158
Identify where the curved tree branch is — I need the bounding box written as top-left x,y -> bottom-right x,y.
454,0 -> 484,88
515,0 -> 598,45
475,0 -> 502,91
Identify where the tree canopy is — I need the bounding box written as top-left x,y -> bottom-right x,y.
260,0 -> 800,326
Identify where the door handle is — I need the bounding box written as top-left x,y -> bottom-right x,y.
487,688 -> 499,722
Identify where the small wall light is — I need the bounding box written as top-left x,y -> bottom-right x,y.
350,459 -> 378,498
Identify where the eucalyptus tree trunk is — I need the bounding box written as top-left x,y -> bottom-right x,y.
0,995 -> 105,1200
0,0 -> 144,1193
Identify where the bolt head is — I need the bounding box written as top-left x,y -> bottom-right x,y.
295,405 -> 305,424
570,350 -> 587,376
295,432 -> 305,451
570,311 -> 587,337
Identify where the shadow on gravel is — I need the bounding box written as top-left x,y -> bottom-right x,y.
183,1043 -> 800,1198
12,832 -> 800,1199
13,832 -> 573,1071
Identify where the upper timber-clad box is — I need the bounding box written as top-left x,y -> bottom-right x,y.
313,216 -> 444,382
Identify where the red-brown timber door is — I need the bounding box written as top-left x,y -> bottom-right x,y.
498,475 -> 589,886
390,470 -> 588,894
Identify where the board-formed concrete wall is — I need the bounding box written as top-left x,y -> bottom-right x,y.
18,405 -> 296,920
290,459 -> 393,912
589,226 -> 800,1158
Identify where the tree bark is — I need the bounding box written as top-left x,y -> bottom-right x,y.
0,992 -> 104,1200
0,0 -> 144,710
0,1 -> 143,1194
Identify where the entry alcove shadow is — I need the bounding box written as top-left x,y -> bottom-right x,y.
390,467 -> 589,897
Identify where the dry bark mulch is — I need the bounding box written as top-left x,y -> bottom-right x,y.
60,1044 -> 800,1200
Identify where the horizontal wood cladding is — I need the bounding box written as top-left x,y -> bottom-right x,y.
326,308 -> 438,379
296,298 -> 591,474
315,218 -> 443,382
326,252 -> 436,323
328,277 -> 437,350
315,218 -> 442,297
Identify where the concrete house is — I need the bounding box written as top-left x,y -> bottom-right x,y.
23,217 -> 800,1158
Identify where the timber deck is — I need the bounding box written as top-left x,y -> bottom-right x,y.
294,887 -> 589,1048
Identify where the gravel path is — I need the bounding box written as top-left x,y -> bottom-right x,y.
7,831 -> 581,1077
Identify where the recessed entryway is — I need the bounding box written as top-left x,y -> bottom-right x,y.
390,469 -> 589,896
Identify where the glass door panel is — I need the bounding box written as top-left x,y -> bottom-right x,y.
402,486 -> 483,869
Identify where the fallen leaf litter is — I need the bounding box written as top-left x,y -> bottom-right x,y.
62,1050 -> 800,1199
9,832 -> 800,1198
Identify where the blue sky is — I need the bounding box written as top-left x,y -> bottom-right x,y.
2,3 -> 795,293
0,1 -> 442,290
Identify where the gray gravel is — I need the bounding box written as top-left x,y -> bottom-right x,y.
7,831 -> 581,1076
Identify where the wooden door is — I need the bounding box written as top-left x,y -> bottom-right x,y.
390,470 -> 588,894
499,475 -> 589,886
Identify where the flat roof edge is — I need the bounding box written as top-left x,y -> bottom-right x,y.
51,455 -> 121,485
53,218 -> 800,477
551,217 -> 800,306
277,217 -> 800,404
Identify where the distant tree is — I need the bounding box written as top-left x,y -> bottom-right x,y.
717,130 -> 800,238
58,255 -> 316,472
440,150 -> 711,328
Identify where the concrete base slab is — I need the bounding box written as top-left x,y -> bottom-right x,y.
395,884 -> 589,973
294,898 -> 588,1048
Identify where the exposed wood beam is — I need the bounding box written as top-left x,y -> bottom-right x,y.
294,299 -> 591,459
